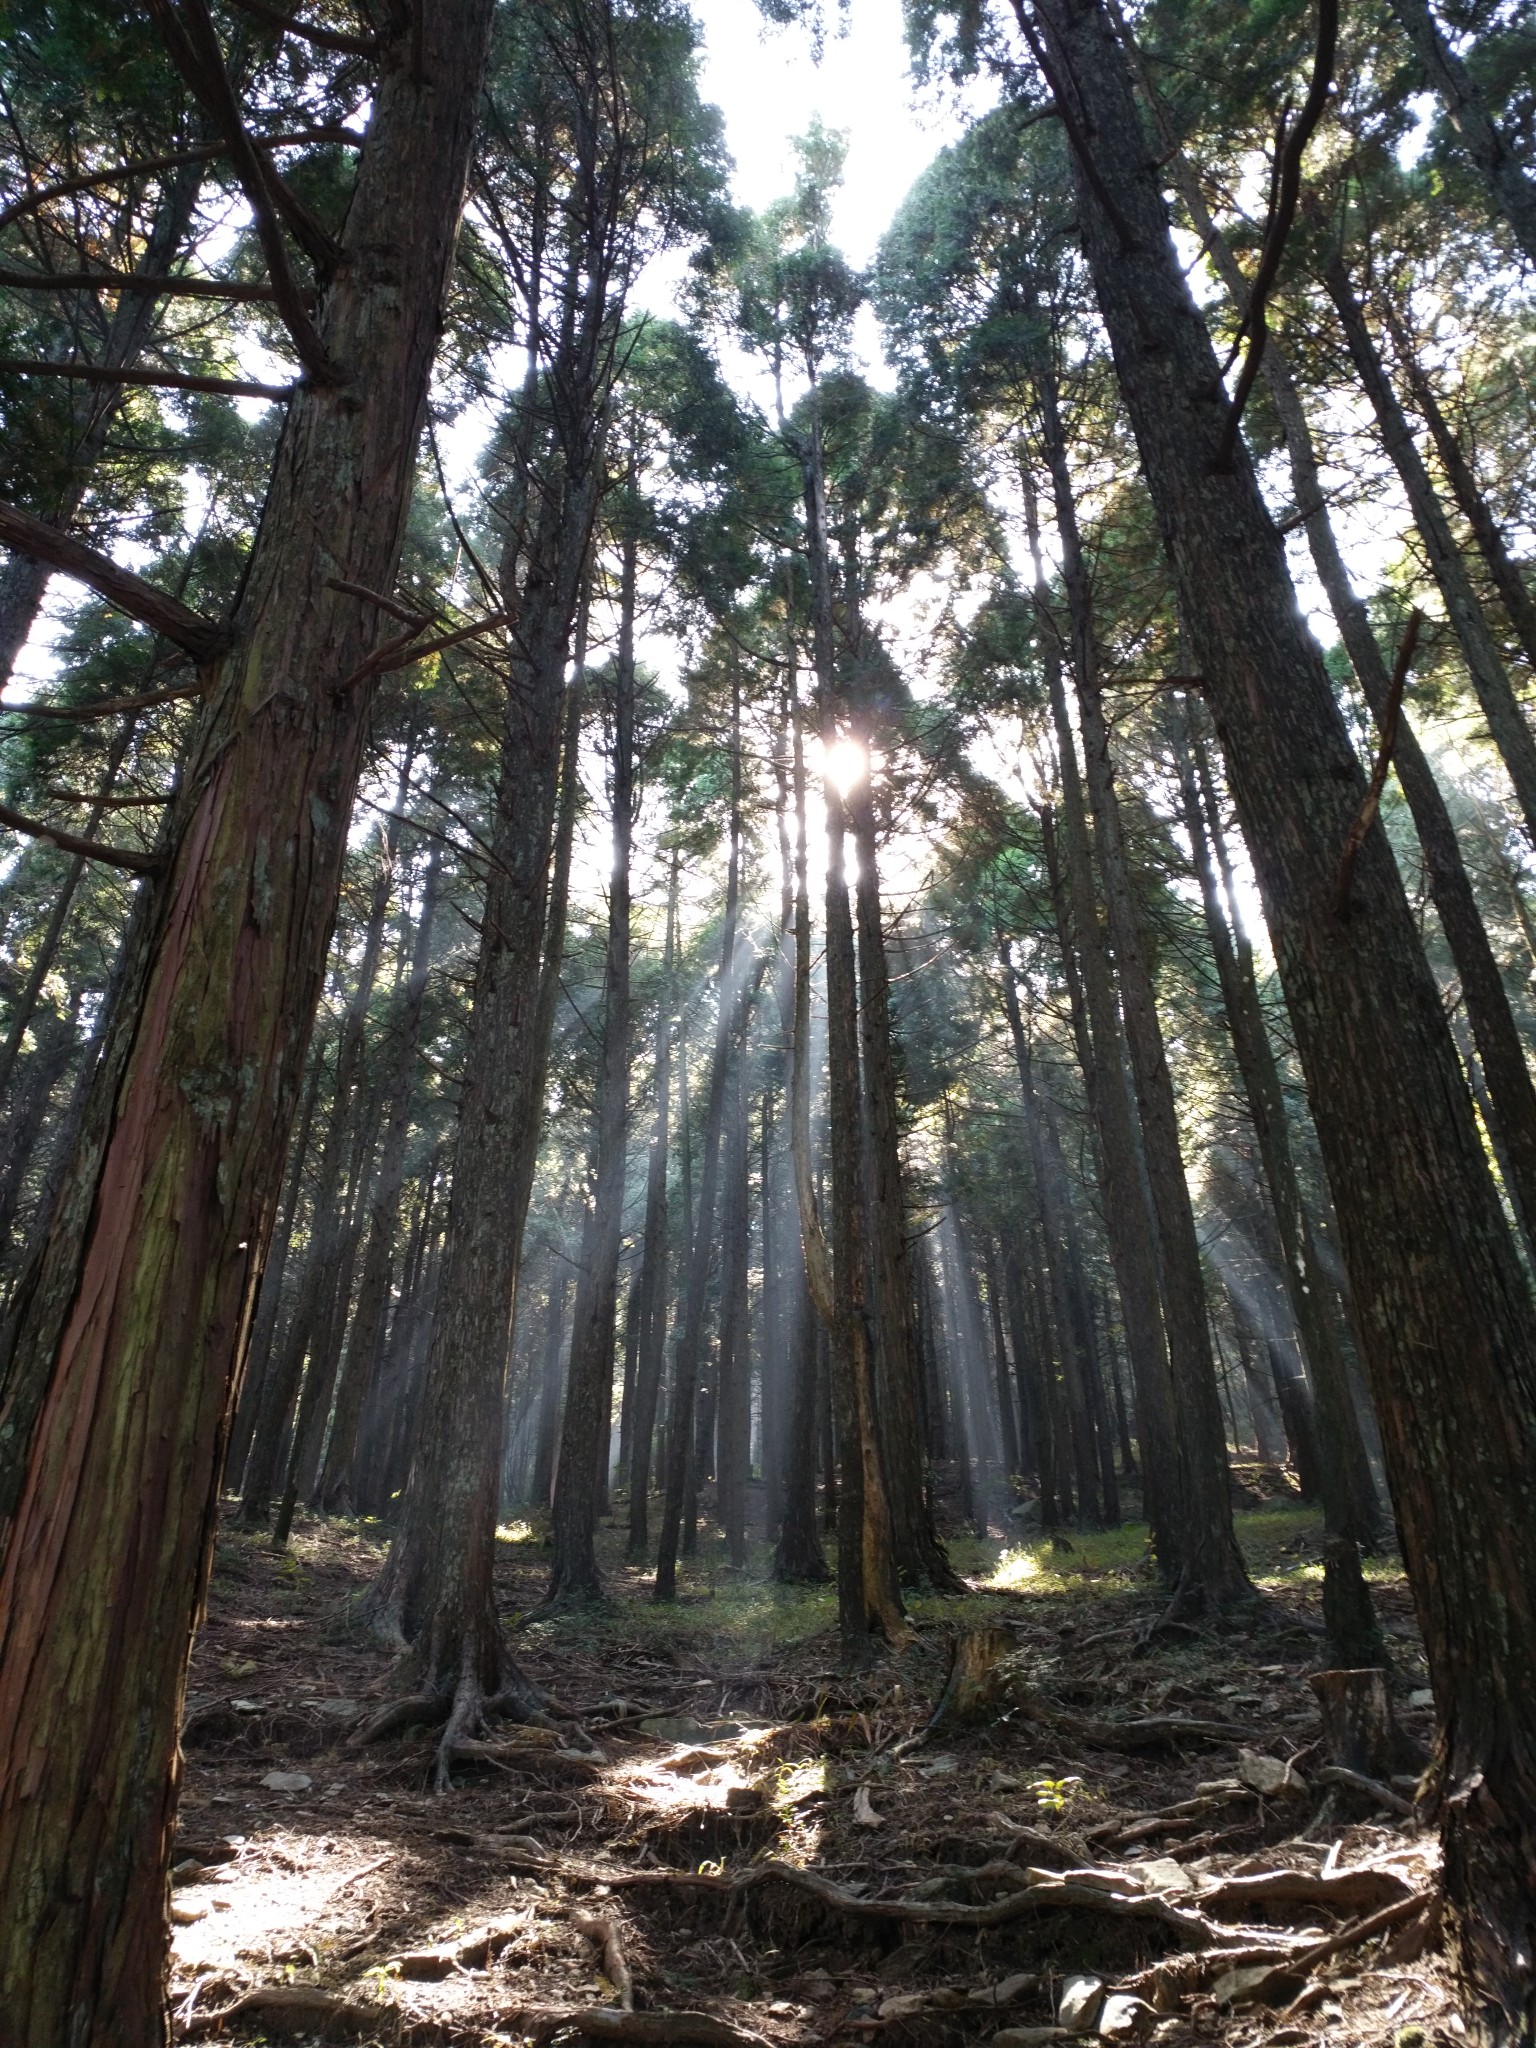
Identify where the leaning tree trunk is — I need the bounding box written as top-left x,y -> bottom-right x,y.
0,6 -> 495,2036
1173,704 -> 1385,1629
1025,0 -> 1536,2028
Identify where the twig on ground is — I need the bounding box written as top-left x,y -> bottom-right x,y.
1315,1763 -> 1415,1815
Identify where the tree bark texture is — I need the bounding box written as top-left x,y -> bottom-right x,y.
1026,1 -> 1536,2026
0,9 -> 495,2036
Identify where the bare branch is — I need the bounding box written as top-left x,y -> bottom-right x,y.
1213,0 -> 1339,470
0,355 -> 294,401
0,264 -> 283,303
0,799 -> 160,873
1335,608 -> 1423,918
0,682 -> 201,722
0,501 -> 226,659
0,127 -> 363,237
225,0 -> 379,55
145,0 -> 344,381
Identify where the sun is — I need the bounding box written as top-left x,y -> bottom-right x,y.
824,735 -> 868,797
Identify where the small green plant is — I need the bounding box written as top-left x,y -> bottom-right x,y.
1027,1773 -> 1083,1814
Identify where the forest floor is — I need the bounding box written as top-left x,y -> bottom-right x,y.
170,1482 -> 1454,2047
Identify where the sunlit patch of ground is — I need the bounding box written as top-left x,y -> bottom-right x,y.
169,1491 -> 1445,2045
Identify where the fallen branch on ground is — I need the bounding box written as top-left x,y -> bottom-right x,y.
1315,1763 -> 1415,1814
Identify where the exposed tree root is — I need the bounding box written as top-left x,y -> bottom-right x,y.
1118,1889 -> 1435,2007
1315,1762 -> 1416,1814
572,1912 -> 635,2010
513,2009 -> 769,2046
350,1693 -> 451,1746
176,1984 -> 389,2039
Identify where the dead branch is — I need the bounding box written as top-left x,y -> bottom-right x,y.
47,786 -> 167,807
1213,0 -> 1340,467
0,265 -> 281,301
1335,609 -> 1423,916
226,0 -> 378,55
144,0 -> 341,380
0,800 -> 160,874
0,682 -> 201,723
0,501 -> 225,658
0,355 -> 295,401
572,1913 -> 635,2011
1215,1890 -> 1434,2005
326,577 -> 431,627
176,1983 -> 387,2038
1199,1865 -> 1414,1916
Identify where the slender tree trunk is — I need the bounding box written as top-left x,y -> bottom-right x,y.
655,688 -> 745,1601
1025,1 -> 1536,2021
360,453 -> 600,1754
1386,0 -> 1536,264
1037,372 -> 1251,1610
1173,705 -> 1384,1591
1025,475 -> 1178,1568
549,522 -> 637,1605
318,848 -> 442,1513
0,10 -> 495,2034
532,1268 -> 570,1511
1160,163 -> 1536,1242
626,854 -> 676,1559
982,1236 -> 1021,1477
1320,249 -> 1536,850
715,1046 -> 751,1567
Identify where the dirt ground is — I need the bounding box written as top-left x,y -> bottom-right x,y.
169,1490 -> 1456,2046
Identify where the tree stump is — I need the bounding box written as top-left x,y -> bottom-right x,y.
1309,1667 -> 1399,1777
931,1627 -> 1018,1727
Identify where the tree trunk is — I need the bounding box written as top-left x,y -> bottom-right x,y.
1025,1 -> 1536,2023
1037,368 -> 1251,1610
1025,475 -> 1177,1567
626,855 -> 677,1559
1162,164 -> 1536,1245
714,1045 -> 751,1567
1320,248 -> 1536,851
1386,0 -> 1536,264
847,725 -> 962,1591
549,520 -> 637,1605
532,1268 -> 570,1512
1173,702 -> 1384,1572
360,437 -> 600,1755
655,686 -> 746,1601
317,849 -> 443,1513
0,9 -> 495,2034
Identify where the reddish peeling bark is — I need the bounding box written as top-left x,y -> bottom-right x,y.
0,7 -> 494,2038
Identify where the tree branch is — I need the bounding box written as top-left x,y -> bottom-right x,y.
1213,0 -> 1339,470
0,501 -> 226,659
0,264 -> 283,303
225,0 -> 378,55
0,127 -> 363,237
0,799 -> 160,873
0,682 -> 201,722
1334,608 -> 1422,918
144,0 -> 344,381
0,355 -> 293,401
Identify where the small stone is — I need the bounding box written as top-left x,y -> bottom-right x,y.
1058,1974 -> 1105,2033
1237,1748 -> 1308,1797
1408,1689 -> 1434,1709
918,1753 -> 960,1777
260,1770 -> 312,1793
1097,1994 -> 1155,2040
1212,1964 -> 1278,2005
1135,1858 -> 1190,1893
231,1698 -> 265,1714
969,1972 -> 1038,2007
